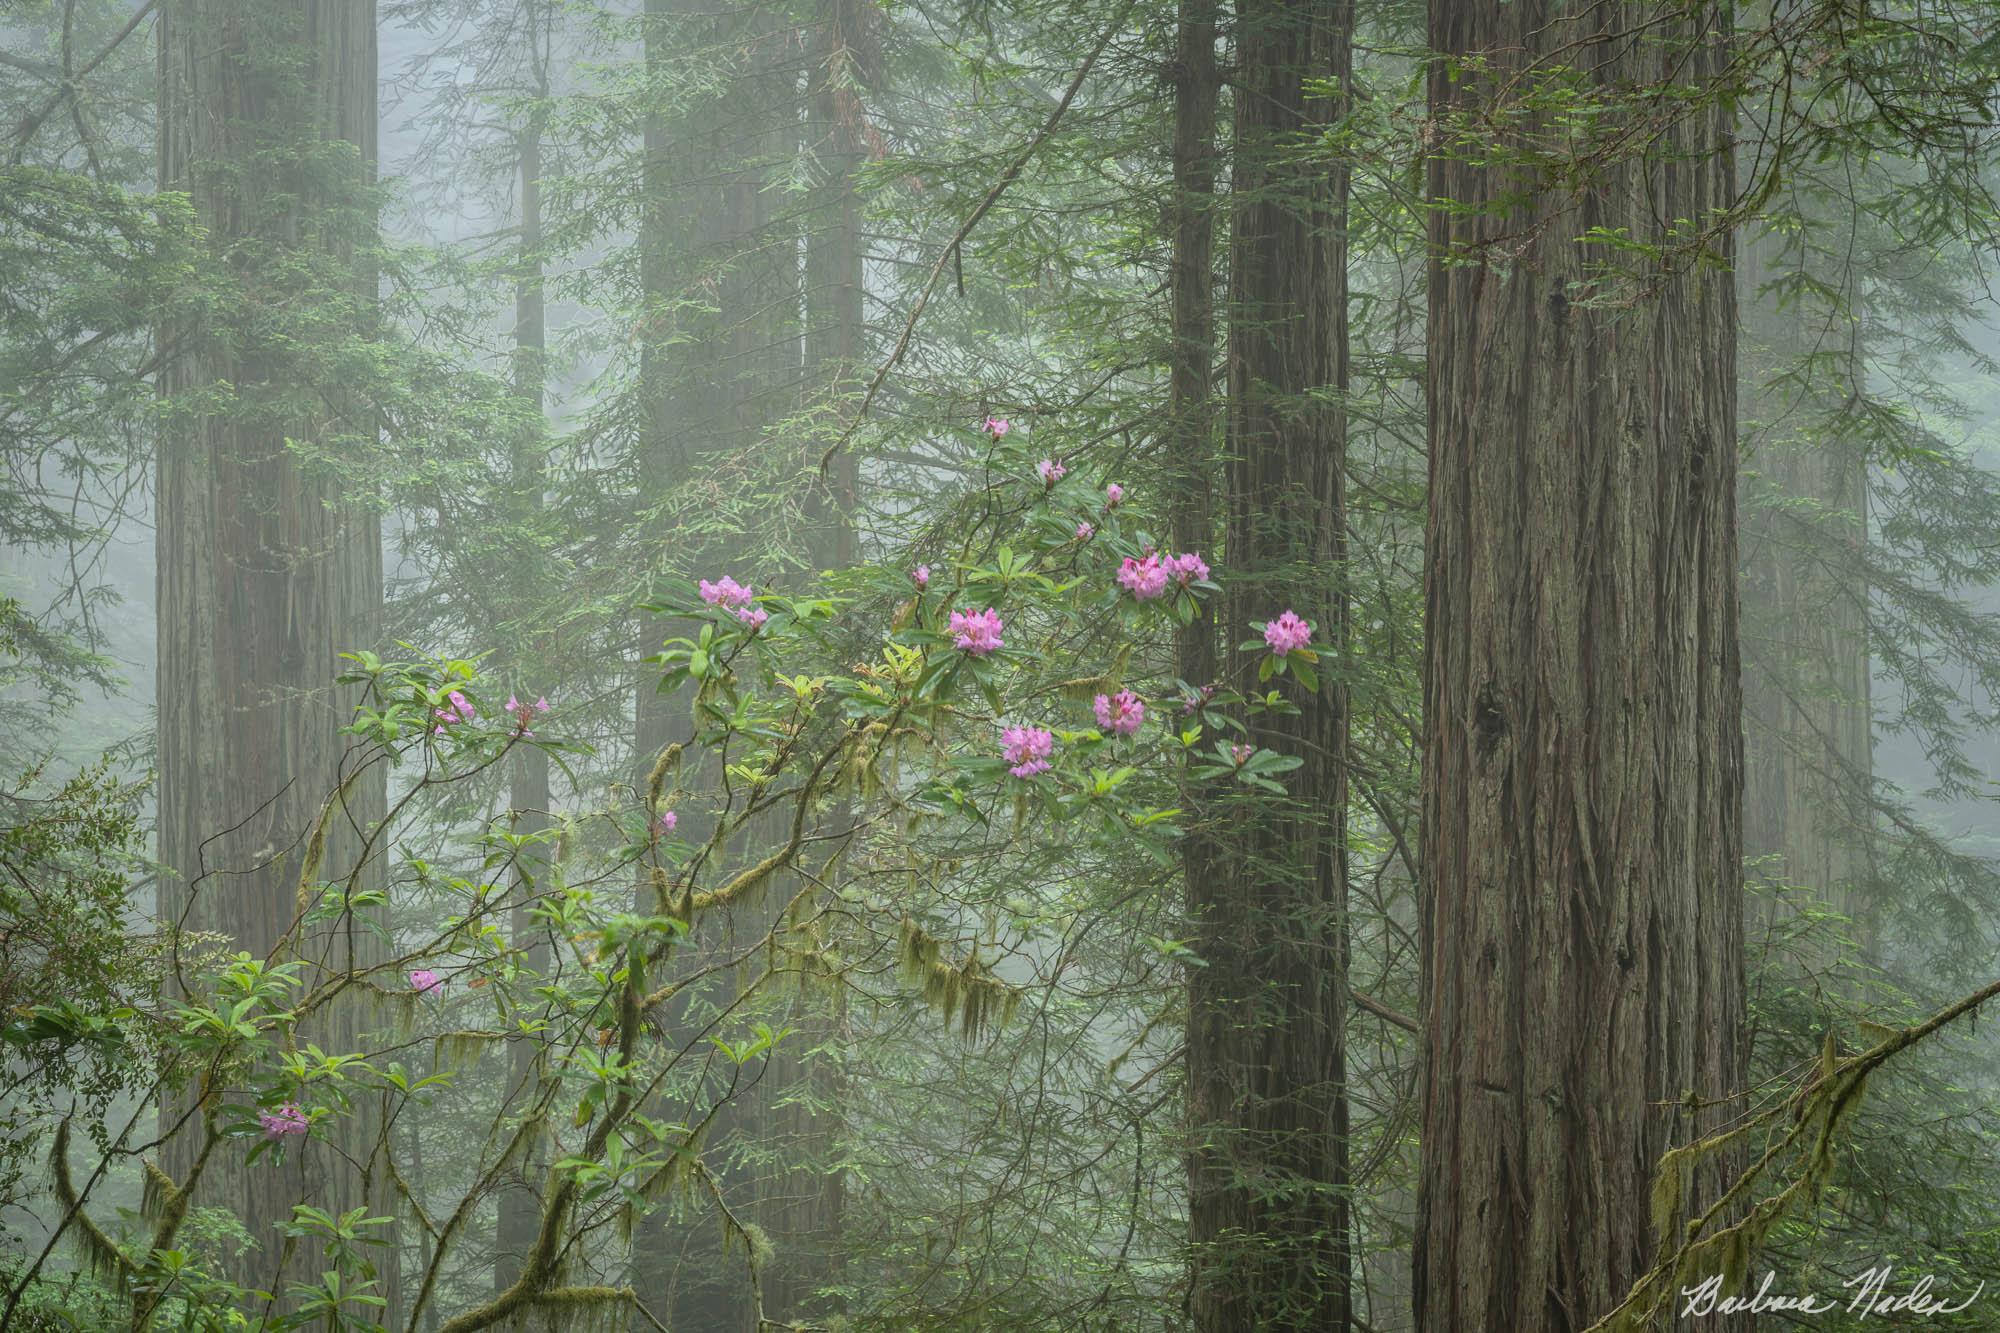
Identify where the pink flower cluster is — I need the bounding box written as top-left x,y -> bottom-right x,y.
1094,690 -> 1145,737
410,968 -> 443,995
700,576 -> 768,629
1105,482 -> 1124,507
1037,458 -> 1066,486
1076,521 -> 1094,541
1117,551 -> 1208,601
699,575 -> 751,608
1232,743 -> 1254,766
984,415 -> 1011,437
1263,610 -> 1313,656
1002,726 -> 1054,777
951,607 -> 1005,656
913,564 -> 930,590
1116,553 -> 1168,600
259,1102 -> 309,1140
506,694 -> 550,734
433,690 -> 477,734
654,809 -> 678,837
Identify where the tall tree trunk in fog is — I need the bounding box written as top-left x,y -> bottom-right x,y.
1169,5 -> 1219,1280
630,0 -> 698,1312
1168,0 -> 1217,821
740,0 -> 881,1320
1413,5 -> 1744,1329
495,86 -> 553,1294
629,2 -> 790,1322
1738,209 -> 1874,958
1186,0 -> 1352,1326
155,0 -> 387,1299
691,9 -> 806,1324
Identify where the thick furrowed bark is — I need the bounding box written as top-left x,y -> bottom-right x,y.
1415,5 -> 1746,1329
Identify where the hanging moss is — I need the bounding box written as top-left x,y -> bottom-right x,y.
138,1157 -> 175,1225
898,917 -> 1021,1040
432,1026 -> 509,1071
48,1121 -> 134,1294
645,741 -> 685,810
1057,644 -> 1130,701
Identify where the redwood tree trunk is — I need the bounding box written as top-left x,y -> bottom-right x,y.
155,0 -> 386,1301
629,3 -> 782,1321
1168,0 -> 1217,727
742,2 -> 880,1320
495,93 -> 554,1295
1413,5 -> 1745,1329
1186,0 -> 1353,1326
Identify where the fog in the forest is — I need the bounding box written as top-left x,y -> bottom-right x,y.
6,3 -> 2000,1331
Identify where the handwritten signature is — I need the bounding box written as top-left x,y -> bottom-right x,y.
1681,1267 -> 1985,1320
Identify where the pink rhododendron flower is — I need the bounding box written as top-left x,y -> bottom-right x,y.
1232,743 -> 1254,766
950,607 -> 1005,656
736,606 -> 769,630
1169,551 -> 1210,585
259,1102 -> 309,1140
699,576 -> 754,610
913,564 -> 930,590
1001,725 -> 1054,778
1037,457 -> 1066,486
1094,690 -> 1144,737
655,809 -> 678,836
983,415 -> 1011,437
432,689 -> 477,734
1105,482 -> 1124,507
1076,521 -> 1094,541
1117,553 -> 1169,601
505,694 -> 551,734
410,969 -> 443,995
1263,610 -> 1313,656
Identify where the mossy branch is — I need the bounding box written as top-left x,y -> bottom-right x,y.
48,1121 -> 135,1292
408,1098 -> 551,1328
435,932 -> 649,1333
279,760 -> 368,967
1587,974 -> 2000,1332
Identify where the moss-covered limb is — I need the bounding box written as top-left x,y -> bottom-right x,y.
687,729 -> 846,917
641,841 -> 841,1015
1587,974 -> 2000,1332
695,1159 -> 769,1330
406,1096 -> 553,1330
628,1109 -> 718,1215
266,759 -> 370,972
144,1121 -> 218,1257
523,1287 -> 635,1315
435,939 -> 650,1333
381,1139 -> 441,1241
138,1159 -> 175,1224
47,1120 -> 137,1291
125,1123 -> 222,1329
432,703 -> 857,1330
644,741 -> 684,813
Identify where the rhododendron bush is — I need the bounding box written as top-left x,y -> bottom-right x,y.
18,429 -> 1313,1330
